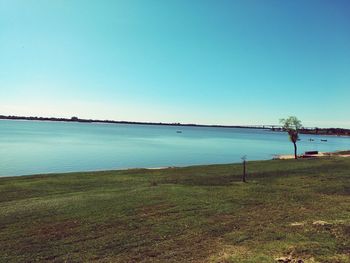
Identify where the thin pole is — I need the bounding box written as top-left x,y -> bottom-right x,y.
243,160 -> 246,182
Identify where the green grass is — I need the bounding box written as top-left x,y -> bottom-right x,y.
0,157 -> 349,262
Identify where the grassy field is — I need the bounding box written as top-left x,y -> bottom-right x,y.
0,157 -> 349,263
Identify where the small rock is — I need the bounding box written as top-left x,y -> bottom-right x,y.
290,222 -> 304,226
312,220 -> 331,226
275,256 -> 291,262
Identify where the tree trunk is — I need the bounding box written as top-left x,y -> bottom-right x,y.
293,142 -> 297,159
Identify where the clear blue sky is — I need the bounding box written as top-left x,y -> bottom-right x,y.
1,0 -> 349,128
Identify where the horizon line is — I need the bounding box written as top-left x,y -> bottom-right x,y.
1,114 -> 349,131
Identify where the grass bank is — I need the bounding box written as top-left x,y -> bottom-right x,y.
0,157 -> 349,262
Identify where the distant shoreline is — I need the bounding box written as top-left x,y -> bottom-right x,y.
1,114 -> 350,136
0,115 -> 270,130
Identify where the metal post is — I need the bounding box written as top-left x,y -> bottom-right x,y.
241,155 -> 247,183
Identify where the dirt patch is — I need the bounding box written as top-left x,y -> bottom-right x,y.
119,234 -> 221,263
137,203 -> 178,219
209,244 -> 252,263
30,220 -> 81,241
161,173 -> 235,186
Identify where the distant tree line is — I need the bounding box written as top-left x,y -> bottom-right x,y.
299,127 -> 350,136
272,126 -> 350,136
0,115 -> 264,129
1,115 -> 349,136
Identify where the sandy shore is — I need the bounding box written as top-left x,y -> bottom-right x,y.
274,150 -> 350,160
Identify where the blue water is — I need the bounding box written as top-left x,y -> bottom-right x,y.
0,120 -> 349,176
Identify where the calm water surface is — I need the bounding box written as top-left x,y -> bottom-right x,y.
1,120 -> 349,176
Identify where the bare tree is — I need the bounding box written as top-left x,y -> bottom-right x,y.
279,116 -> 302,159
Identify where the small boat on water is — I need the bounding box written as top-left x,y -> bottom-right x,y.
309,138 -> 314,141
176,130 -> 182,133
321,139 -> 328,142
